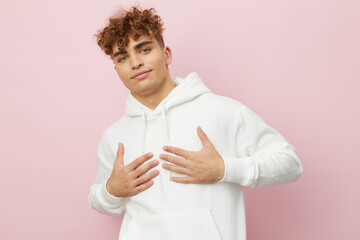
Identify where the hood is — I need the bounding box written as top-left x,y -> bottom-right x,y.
124,71 -> 212,155
125,72 -> 211,117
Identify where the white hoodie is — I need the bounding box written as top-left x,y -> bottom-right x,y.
88,72 -> 303,240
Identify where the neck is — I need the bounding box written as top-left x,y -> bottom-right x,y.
131,73 -> 177,111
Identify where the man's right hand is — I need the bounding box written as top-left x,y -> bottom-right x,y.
106,142 -> 159,197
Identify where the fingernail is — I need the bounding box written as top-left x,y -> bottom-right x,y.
148,152 -> 153,157
163,146 -> 167,150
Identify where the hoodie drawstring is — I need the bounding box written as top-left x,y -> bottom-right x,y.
141,110 -> 147,154
161,107 -> 170,147
141,106 -> 171,155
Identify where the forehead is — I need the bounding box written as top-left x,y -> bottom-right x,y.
112,34 -> 157,54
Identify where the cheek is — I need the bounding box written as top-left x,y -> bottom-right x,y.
115,69 -> 123,78
152,57 -> 167,71
115,65 -> 126,76
114,68 -> 128,84
149,52 -> 165,64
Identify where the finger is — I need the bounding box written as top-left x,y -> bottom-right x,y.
163,145 -> 192,159
132,159 -> 159,178
114,143 -> 124,167
170,176 -> 194,184
133,169 -> 159,187
197,126 -> 211,148
128,152 -> 153,171
162,163 -> 191,175
160,154 -> 191,167
132,179 -> 154,195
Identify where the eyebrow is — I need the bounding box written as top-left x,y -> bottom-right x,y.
113,41 -> 154,58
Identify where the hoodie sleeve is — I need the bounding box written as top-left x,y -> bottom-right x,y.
218,103 -> 303,188
88,129 -> 126,217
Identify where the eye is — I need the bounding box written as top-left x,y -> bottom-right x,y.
141,48 -> 151,53
118,56 -> 126,62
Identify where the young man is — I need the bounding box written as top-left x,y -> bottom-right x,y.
88,5 -> 303,240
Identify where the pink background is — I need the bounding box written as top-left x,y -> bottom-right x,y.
1,0 -> 359,239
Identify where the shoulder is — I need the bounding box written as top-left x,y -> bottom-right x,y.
200,92 -> 244,112
198,93 -> 267,124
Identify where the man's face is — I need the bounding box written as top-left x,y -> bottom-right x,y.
112,34 -> 172,97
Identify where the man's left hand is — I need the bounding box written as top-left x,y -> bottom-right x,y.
160,126 -> 225,184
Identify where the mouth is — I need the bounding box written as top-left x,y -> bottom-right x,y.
132,70 -> 152,80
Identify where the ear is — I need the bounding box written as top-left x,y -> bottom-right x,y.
163,46 -> 172,65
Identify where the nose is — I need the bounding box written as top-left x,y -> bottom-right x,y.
131,54 -> 143,69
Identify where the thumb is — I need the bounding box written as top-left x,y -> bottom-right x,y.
115,142 -> 125,166
197,126 -> 211,148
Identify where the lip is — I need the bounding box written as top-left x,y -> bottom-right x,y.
132,70 -> 152,79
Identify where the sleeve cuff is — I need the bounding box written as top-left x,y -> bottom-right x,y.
98,176 -> 124,205
217,156 -> 255,186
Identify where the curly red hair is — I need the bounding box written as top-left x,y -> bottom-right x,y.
94,4 -> 165,60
